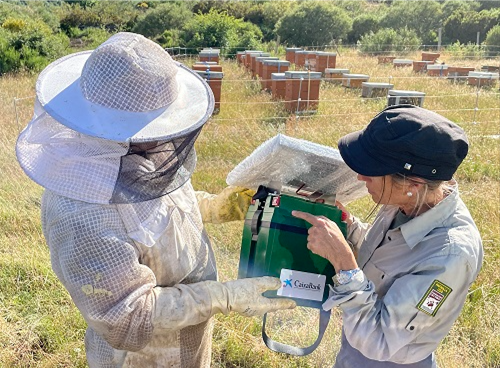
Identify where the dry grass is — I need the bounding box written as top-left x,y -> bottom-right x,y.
0,48 -> 498,367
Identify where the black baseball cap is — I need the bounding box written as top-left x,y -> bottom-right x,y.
338,105 -> 469,181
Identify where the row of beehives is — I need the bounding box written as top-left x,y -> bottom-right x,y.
192,48 -> 224,110
236,49 -> 430,113
193,48 -> 498,113
378,52 -> 499,88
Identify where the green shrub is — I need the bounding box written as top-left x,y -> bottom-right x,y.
443,8 -> 500,44
348,14 -> 380,44
132,2 -> 193,38
0,18 -> 69,74
359,28 -> 421,55
446,41 -> 486,59
483,25 -> 500,57
181,9 -> 262,58
275,2 -> 352,47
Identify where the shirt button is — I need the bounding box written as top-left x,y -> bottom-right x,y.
388,236 -> 392,241
409,326 -> 415,331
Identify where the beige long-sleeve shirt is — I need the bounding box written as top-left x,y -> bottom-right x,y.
323,184 -> 483,366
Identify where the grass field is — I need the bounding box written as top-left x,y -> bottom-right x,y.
0,48 -> 499,367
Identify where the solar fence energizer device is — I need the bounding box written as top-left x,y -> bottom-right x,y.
226,134 -> 367,356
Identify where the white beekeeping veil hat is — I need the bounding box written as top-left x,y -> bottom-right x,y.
16,32 -> 215,204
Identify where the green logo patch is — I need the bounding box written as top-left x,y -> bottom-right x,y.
416,280 -> 452,317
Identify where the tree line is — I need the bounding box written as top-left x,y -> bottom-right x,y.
0,0 -> 499,74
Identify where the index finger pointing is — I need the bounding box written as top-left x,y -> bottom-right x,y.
292,210 -> 321,226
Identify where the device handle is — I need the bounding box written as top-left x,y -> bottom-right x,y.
261,307 -> 330,356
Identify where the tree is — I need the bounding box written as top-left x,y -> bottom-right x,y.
180,9 -> 262,58
275,1 -> 352,47
483,24 -> 500,57
380,0 -> 442,45
443,8 -> 500,44
359,27 -> 421,55
441,0 -> 479,20
0,17 -> 69,74
132,2 -> 193,38
348,14 -> 381,44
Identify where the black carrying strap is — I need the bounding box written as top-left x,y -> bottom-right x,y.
262,307 -> 331,356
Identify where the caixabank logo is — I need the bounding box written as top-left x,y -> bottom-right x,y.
282,278 -> 322,291
278,269 -> 326,302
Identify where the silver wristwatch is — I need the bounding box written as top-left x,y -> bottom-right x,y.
333,268 -> 361,286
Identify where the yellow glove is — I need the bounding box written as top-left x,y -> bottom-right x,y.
196,186 -> 255,224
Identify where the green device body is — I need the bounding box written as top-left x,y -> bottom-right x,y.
238,191 -> 347,309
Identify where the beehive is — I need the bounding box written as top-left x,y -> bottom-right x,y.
304,51 -> 318,71
294,51 -> 307,68
342,73 -> 370,88
236,51 -> 245,65
244,50 -> 263,70
387,89 -> 425,107
315,52 -> 337,73
192,62 -> 222,72
421,52 -> 440,62
467,72 -> 499,87
284,71 -> 322,112
194,70 -> 224,110
324,68 -> 350,84
249,52 -> 270,77
286,47 -> 303,63
447,66 -> 476,83
271,73 -> 286,100
262,60 -> 290,91
255,56 -> 279,81
377,55 -> 397,64
361,82 -> 394,98
427,64 -> 449,77
393,59 -> 413,68
199,49 -> 220,63
413,60 -> 434,73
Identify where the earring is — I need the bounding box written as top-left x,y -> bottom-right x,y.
407,191 -> 413,197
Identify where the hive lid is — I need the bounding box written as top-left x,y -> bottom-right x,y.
264,60 -> 291,66
284,71 -> 322,79
271,73 -> 286,80
393,59 -> 413,63
226,134 -> 367,204
427,64 -> 448,69
199,50 -> 220,56
362,82 -> 394,88
194,70 -> 224,78
325,68 -> 350,73
286,47 -> 303,51
316,51 -> 337,56
388,89 -> 425,96
469,71 -> 499,78
256,56 -> 279,62
250,52 -> 270,58
343,73 -> 370,78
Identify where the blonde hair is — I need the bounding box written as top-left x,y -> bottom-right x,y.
391,174 -> 454,217
364,174 -> 454,220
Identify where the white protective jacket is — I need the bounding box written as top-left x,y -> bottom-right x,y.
41,181 -> 220,368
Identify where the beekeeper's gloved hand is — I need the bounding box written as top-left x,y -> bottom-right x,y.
196,186 -> 255,224
210,276 -> 297,317
152,277 -> 297,334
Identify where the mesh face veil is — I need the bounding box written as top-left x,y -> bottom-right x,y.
111,130 -> 201,203
16,98 -> 200,204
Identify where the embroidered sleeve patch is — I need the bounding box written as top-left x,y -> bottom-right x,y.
416,280 -> 452,317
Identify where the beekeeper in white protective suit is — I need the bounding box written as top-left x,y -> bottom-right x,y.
16,32 -> 296,368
